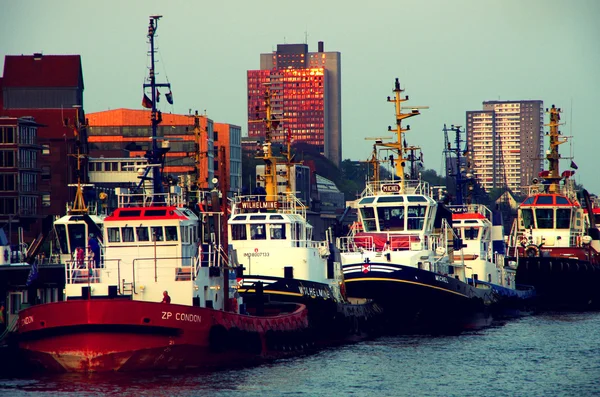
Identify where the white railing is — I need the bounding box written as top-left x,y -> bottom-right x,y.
232,193 -> 307,218
361,179 -> 430,197
117,191 -> 186,208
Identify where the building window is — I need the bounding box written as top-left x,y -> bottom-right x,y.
0,127 -> 15,144
0,151 -> 15,167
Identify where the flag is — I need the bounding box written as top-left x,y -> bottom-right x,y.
570,160 -> 578,170
165,90 -> 173,105
142,93 -> 153,109
156,89 -> 161,103
26,260 -> 39,287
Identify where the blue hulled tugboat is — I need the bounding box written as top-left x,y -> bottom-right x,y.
507,105 -> 600,310
336,79 -> 494,334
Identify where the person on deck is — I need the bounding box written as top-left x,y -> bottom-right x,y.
88,234 -> 100,268
161,291 -> 171,304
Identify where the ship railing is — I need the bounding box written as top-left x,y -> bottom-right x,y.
336,233 -> 429,253
524,180 -> 579,201
116,190 -> 186,208
65,258 -> 103,285
231,193 -> 306,218
361,179 -> 430,197
446,204 -> 492,220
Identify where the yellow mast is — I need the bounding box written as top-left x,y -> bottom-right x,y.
544,104 -> 567,194
66,115 -> 88,214
250,85 -> 284,201
379,78 -> 421,192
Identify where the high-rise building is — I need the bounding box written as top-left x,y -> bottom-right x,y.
247,42 -> 342,167
466,100 -> 543,194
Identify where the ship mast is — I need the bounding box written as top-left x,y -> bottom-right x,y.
250,85 -> 283,201
379,78 -> 422,192
544,104 -> 566,194
66,112 -> 89,214
140,15 -> 171,197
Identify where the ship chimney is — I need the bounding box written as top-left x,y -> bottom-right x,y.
318,41 -> 324,53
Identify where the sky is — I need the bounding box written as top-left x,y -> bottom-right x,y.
1,0 -> 599,194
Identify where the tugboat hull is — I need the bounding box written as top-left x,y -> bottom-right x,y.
516,256 -> 600,310
17,299 -> 309,372
343,263 -> 493,334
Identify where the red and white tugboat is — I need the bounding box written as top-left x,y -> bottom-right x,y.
507,104 -> 600,310
16,16 -> 309,372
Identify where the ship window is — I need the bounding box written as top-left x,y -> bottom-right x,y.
377,196 -> 404,203
67,224 -> 87,253
181,226 -> 189,244
145,209 -> 167,217
406,196 -> 427,202
119,210 -> 141,217
360,207 -> 377,232
122,227 -> 135,242
535,209 -> 553,229
165,226 -> 178,241
359,197 -> 375,204
556,197 -> 569,204
521,209 -> 534,229
377,206 -> 404,231
232,215 -> 247,221
270,224 -> 286,240
250,224 -> 266,240
250,215 -> 267,220
464,227 -> 480,240
556,208 -> 571,229
151,226 -> 164,241
232,224 -> 247,240
407,205 -> 426,231
55,224 -> 69,254
536,195 -> 553,205
270,215 -> 284,220
522,197 -> 534,205
107,227 -> 121,243
136,226 -> 149,242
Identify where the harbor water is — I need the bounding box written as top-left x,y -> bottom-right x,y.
1,311 -> 599,397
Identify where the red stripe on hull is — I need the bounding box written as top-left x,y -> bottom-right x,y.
18,299 -> 308,372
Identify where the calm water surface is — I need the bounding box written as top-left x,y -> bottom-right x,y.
1,312 -> 599,397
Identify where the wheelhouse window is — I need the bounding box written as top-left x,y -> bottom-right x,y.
377,206 -> 404,231
464,227 -> 480,240
151,226 -> 164,241
231,224 -> 247,240
67,224 -> 86,253
270,224 -> 286,239
556,208 -> 571,229
535,209 -> 553,229
165,226 -> 178,241
122,227 -> 135,242
136,226 -> 149,241
250,224 -> 266,240
107,227 -> 121,243
521,209 -> 534,229
360,207 -> 377,232
55,224 -> 68,254
407,206 -> 426,231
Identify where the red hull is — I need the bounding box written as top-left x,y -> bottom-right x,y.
17,299 -> 308,372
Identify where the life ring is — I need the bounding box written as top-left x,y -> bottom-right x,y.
525,244 -> 540,258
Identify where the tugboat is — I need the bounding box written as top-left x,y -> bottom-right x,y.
16,16 -> 310,372
442,124 -> 536,317
229,86 -> 381,342
336,79 -> 494,334
507,104 -> 600,310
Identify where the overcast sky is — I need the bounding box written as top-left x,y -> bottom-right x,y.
1,0 -> 599,194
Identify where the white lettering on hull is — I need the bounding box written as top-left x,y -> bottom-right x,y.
162,311 -> 202,323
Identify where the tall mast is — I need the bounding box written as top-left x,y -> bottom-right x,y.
380,78 -> 421,192
67,114 -> 88,214
250,85 -> 283,201
141,15 -> 171,197
545,104 -> 565,194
